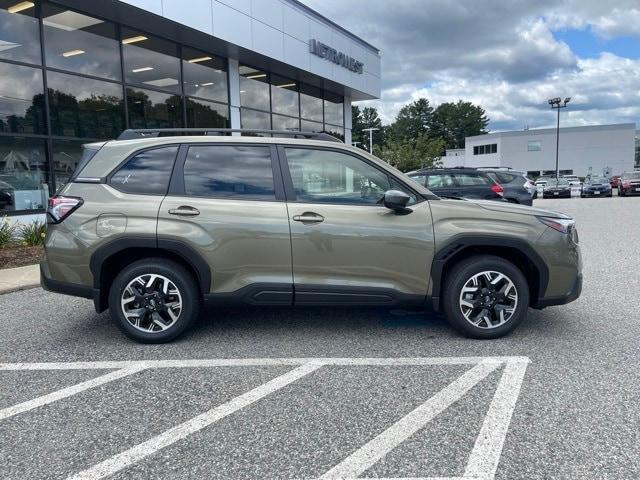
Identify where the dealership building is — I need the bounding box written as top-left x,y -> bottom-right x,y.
443,123 -> 638,178
0,0 -> 381,218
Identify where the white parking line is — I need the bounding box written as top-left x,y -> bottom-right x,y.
66,363 -> 322,480
0,366 -> 146,421
318,360 -> 500,479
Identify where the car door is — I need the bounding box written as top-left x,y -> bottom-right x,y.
426,173 -> 460,198
279,145 -> 435,304
157,143 -> 293,302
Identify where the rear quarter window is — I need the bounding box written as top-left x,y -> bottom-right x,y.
110,146 -> 178,195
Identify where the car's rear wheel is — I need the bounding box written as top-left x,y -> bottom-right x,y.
108,258 -> 200,343
442,255 -> 529,339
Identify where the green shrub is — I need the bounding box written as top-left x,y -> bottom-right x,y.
0,216 -> 18,248
19,220 -> 46,247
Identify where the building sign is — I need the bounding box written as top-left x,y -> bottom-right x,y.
309,39 -> 364,74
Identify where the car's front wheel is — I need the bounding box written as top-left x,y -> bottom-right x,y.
108,258 -> 201,343
442,255 -> 530,339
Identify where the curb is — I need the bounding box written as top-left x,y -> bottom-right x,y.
0,264 -> 41,295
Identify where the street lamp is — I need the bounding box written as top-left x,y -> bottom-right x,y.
362,127 -> 379,154
548,97 -> 571,179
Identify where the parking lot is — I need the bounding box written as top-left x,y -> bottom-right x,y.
1,196 -> 639,479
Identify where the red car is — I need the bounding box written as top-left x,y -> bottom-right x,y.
617,172 -> 640,196
610,175 -> 620,189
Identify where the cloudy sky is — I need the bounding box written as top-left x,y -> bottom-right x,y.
303,0 -> 640,131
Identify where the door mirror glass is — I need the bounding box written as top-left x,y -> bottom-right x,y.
383,189 -> 411,212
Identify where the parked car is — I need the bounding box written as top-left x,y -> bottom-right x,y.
617,171 -> 640,196
478,168 -> 536,206
561,175 -> 582,187
407,167 -> 504,201
610,175 -> 620,189
581,176 -> 612,197
0,180 -> 13,209
534,177 -> 552,195
41,128 -> 582,342
543,178 -> 572,198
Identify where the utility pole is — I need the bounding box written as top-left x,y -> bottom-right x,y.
362,127 -> 379,154
548,97 -> 571,179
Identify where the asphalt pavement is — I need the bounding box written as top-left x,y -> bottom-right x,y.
1,195 -> 639,480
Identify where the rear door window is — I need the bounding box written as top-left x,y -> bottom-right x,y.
426,174 -> 455,189
183,145 -> 275,199
453,173 -> 490,186
110,146 -> 178,195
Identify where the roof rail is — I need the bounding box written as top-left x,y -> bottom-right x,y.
117,128 -> 342,143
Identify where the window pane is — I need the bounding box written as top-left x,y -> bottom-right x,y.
272,114 -> 299,131
324,124 -> 344,141
0,136 -> 48,213
183,145 -> 274,199
240,108 -> 270,130
408,174 -> 426,186
0,62 -> 45,134
0,1 -> 40,64
42,5 -> 120,80
122,29 -> 180,93
186,98 -> 229,128
51,139 -> 90,190
48,71 -> 124,138
491,144 -> 497,153
323,92 -> 343,126
127,87 -> 183,129
301,119 -> 323,132
239,66 -> 269,111
285,148 -> 390,205
182,47 -> 228,103
300,83 -> 323,122
454,174 -> 490,186
427,174 -> 455,188
527,140 -> 541,151
270,75 -> 298,116
110,146 -> 177,195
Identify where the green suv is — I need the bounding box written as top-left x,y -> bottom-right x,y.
41,129 -> 582,343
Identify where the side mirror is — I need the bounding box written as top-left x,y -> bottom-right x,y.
383,189 -> 411,213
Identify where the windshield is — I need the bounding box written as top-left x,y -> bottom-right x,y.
548,179 -> 570,186
588,176 -> 607,184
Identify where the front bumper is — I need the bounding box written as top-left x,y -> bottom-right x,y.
533,273 -> 582,308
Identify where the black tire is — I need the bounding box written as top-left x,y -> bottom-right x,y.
442,255 -> 530,339
108,258 -> 201,343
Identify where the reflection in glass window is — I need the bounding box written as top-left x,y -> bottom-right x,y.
0,62 -> 45,134
0,136 -> 48,212
300,83 -> 323,122
186,98 -> 229,128
301,119 -> 323,132
272,114 -> 299,131
285,148 -> 390,205
183,145 -> 274,199
239,65 -> 270,111
527,140 -> 541,152
51,139 -> 86,189
0,1 -> 41,64
240,108 -> 270,130
127,88 -> 182,129
323,92 -> 344,126
324,124 -> 344,141
42,5 -> 120,80
110,146 -> 178,195
270,75 -> 298,117
48,71 -> 124,138
182,47 -> 228,103
122,29 -> 180,94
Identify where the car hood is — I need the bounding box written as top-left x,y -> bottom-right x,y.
469,199 -> 571,219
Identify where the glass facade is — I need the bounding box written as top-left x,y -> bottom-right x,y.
0,2 -> 345,215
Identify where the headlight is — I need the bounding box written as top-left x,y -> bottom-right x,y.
537,216 -> 575,235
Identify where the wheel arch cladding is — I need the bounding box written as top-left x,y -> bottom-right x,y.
89,237 -> 211,312
430,235 -> 548,310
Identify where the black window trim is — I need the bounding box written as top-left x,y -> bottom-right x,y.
167,142 -> 285,202
275,144 -> 429,206
106,143 -> 180,196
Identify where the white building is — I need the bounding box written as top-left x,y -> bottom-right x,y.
442,123 -> 636,177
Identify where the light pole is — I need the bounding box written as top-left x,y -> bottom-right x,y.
548,97 -> 570,179
362,127 -> 379,154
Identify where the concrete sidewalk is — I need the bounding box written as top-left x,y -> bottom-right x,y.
0,264 -> 40,295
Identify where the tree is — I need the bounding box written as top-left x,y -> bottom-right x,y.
351,105 -> 383,151
387,98 -> 434,143
431,100 -> 489,149
376,134 -> 445,172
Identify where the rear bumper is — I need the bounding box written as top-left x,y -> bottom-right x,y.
40,261 -> 97,301
533,273 -> 582,308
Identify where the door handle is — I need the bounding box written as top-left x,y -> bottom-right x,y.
168,206 -> 200,216
292,212 -> 324,223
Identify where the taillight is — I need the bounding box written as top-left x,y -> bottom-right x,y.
490,183 -> 504,196
48,195 -> 83,223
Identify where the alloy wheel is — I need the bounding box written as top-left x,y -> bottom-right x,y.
459,270 -> 518,329
121,274 -> 182,333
